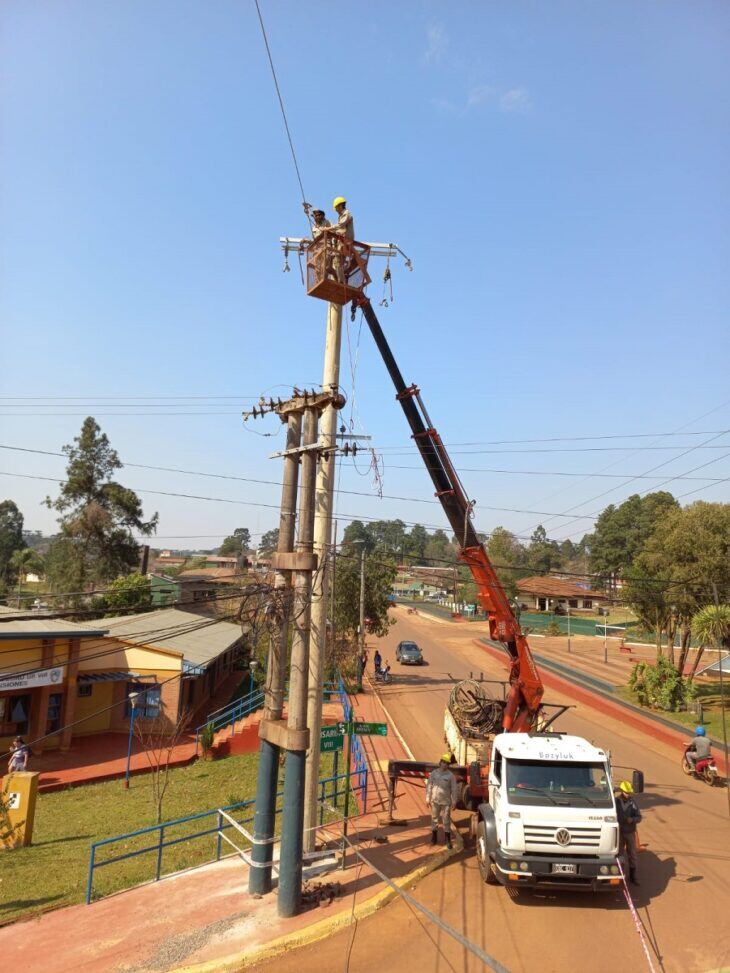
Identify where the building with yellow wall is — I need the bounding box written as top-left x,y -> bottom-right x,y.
0,606 -> 246,755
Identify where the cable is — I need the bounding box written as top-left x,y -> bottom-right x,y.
253,0 -> 311,225
384,462 -> 725,482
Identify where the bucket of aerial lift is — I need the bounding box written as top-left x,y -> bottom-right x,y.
305,229 -> 371,305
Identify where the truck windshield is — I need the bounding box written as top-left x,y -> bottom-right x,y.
505,760 -> 613,808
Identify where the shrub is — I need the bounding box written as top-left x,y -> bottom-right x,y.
629,656 -> 696,712
545,620 -> 563,637
200,722 -> 216,754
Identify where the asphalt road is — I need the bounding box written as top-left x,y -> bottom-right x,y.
253,608 -> 730,973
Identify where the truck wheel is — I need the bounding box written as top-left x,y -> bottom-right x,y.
476,822 -> 498,885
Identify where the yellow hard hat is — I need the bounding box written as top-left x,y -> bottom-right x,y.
440,753 -> 451,764
333,196 -> 347,209
619,780 -> 633,794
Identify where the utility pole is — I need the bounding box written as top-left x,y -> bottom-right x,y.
304,300 -> 343,852
249,411 -> 301,896
278,405 -> 319,917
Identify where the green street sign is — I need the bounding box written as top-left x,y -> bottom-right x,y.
321,723 -> 346,740
353,721 -> 388,737
321,734 -> 344,752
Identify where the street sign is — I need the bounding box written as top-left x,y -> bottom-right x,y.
321,734 -> 344,753
353,721 -> 388,737
321,723 -> 346,739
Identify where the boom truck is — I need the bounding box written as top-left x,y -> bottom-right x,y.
303,230 -> 643,891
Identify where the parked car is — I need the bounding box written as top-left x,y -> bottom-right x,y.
395,641 -> 424,665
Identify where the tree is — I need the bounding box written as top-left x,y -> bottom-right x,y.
487,526 -> 528,599
341,520 -> 376,554
133,710 -> 191,824
424,528 -> 454,564
219,527 -> 251,558
8,548 -> 45,606
622,563 -> 671,656
0,500 -> 24,583
103,573 -> 153,613
689,604 -> 730,680
405,524 -> 428,562
334,551 -> 397,640
587,492 -> 678,589
632,501 -> 730,668
527,525 -> 560,575
258,528 -> 279,557
45,418 -> 157,596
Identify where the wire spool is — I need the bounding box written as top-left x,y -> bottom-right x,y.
449,680 -> 504,737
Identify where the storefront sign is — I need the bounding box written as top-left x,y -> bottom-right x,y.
0,666 -> 65,693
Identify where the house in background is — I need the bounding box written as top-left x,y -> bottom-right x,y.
516,576 -> 608,613
149,569 -> 242,610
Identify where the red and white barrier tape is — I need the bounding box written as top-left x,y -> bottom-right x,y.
616,857 -> 657,973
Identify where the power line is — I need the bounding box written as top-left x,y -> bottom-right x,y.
253,0 -> 310,224
384,462 -> 725,482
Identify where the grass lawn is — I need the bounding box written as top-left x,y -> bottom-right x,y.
615,680 -> 729,743
0,750 -> 341,925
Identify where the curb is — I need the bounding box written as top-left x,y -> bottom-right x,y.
474,638 -> 728,776
171,830 -> 463,973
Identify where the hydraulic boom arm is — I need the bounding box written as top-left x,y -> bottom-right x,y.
357,297 -> 544,731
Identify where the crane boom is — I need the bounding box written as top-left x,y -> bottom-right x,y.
357,296 -> 544,731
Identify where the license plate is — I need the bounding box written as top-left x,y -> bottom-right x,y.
551,863 -> 576,874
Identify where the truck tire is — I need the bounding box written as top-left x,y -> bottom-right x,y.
476,821 -> 498,885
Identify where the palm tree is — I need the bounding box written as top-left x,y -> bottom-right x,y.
8,548 -> 45,607
689,604 -> 730,681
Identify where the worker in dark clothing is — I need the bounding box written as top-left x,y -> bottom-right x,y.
311,209 -> 331,239
685,725 -> 712,771
373,649 -> 382,674
615,780 -> 642,885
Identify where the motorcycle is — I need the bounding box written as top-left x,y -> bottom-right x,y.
681,748 -> 718,786
374,663 -> 392,685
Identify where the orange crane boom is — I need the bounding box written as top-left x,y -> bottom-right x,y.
356,295 -> 544,731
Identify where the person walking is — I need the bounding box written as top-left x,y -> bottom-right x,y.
615,780 -> 642,885
8,737 -> 30,773
426,754 -> 458,848
373,649 -> 382,674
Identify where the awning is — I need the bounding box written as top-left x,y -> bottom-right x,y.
78,672 -> 143,683
183,661 -> 208,677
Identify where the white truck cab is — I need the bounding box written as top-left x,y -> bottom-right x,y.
476,731 -> 623,891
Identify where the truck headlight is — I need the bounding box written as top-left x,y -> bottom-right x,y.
509,861 -> 518,870
519,862 -> 528,872
610,864 -> 619,875
508,812 -> 521,819
599,866 -> 608,875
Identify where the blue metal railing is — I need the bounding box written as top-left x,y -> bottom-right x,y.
194,680 -> 341,753
86,767 -> 363,904
336,674 -> 368,812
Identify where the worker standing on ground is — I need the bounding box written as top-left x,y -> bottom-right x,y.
426,754 -> 458,848
615,780 -> 642,885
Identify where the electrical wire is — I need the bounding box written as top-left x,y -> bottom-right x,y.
252,0 -> 311,226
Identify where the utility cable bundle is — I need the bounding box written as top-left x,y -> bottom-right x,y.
448,679 -> 504,737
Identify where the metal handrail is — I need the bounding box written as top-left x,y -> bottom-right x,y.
86,768 -> 364,904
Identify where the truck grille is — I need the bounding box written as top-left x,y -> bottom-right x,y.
524,825 -> 602,850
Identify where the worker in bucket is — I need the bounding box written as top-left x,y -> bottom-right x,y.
311,208 -> 331,239
331,196 -> 354,240
426,754 -> 458,848
615,780 -> 642,885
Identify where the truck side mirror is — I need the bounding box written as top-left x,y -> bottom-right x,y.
632,770 -> 644,794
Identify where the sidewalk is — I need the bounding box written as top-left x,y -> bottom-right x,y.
0,685 -> 455,973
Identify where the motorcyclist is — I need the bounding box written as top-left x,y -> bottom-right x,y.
685,725 -> 712,771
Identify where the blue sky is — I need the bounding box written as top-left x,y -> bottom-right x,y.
1,1 -> 728,549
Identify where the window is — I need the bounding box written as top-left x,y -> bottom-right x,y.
505,760 -> 612,808
491,749 -> 502,783
46,693 -> 64,734
78,684 -> 93,698
568,599 -> 578,609
6,694 -> 30,734
126,682 -> 162,718
583,599 -> 593,609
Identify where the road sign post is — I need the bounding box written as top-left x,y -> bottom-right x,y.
341,721 -> 353,870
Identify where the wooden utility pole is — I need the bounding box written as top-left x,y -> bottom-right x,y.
304,300 -> 343,852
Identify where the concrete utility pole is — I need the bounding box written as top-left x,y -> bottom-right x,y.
278,405 -> 319,917
249,412 -> 301,896
304,300 -> 343,852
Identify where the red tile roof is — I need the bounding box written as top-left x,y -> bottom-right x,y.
516,576 -> 607,600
